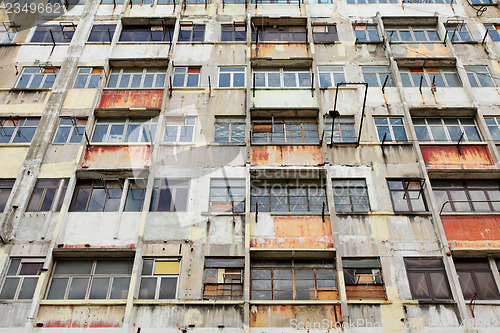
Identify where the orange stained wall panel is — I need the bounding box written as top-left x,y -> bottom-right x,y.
98,89 -> 163,109
251,216 -> 333,249
420,145 -> 495,170
82,146 -> 151,169
441,215 -> 500,248
251,43 -> 310,58
251,145 -> 323,166
250,305 -> 342,328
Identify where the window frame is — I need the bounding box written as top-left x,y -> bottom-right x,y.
318,66 -> 345,88
485,24 -> 500,42
386,25 -> 440,42
445,23 -> 473,43
149,179 -> 190,212
253,68 -> 312,88
26,179 -> 68,213
203,257 -> 244,300
53,118 -> 87,144
387,179 -> 428,213
324,116 -> 357,144
404,258 -> 452,301
172,66 -> 201,88
178,24 -> 206,42
163,116 -> 196,143
454,258 -> 500,300
69,179 -> 125,212
0,258 -> 44,301
30,24 -> 75,43
332,179 -> 370,213
46,258 -> 133,300
251,25 -> 307,42
0,180 -> 15,212
312,25 -> 338,43
209,178 -> 246,213
0,25 -> 18,44
465,66 -> 496,87
106,67 -> 166,89
412,117 -> 482,143
15,67 -> 59,90
347,0 -> 398,3
218,67 -> 246,88
361,66 -> 395,87
343,258 -> 385,300
0,117 -> 40,143
138,258 -> 180,299
374,116 -> 408,143
251,118 -> 319,144
399,67 -> 462,88
91,118 -> 157,144
432,180 -> 500,213
87,25 -> 116,43
485,116 -> 500,141
221,24 -> 246,42
119,24 -> 175,42
73,68 -> 103,89
214,116 -> 246,144
354,24 -> 381,42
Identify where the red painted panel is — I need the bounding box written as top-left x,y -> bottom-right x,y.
98,89 -> 163,109
251,145 -> 323,166
420,145 -> 495,170
441,215 -> 500,248
82,146 -> 150,169
251,216 -> 333,249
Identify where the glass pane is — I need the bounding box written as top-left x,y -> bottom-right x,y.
159,277 -> 177,299
18,277 -> 38,299
89,277 -> 109,299
0,278 -> 20,299
110,277 -> 130,299
138,277 -> 156,299
68,277 -> 89,299
429,272 -> 451,299
95,261 -> 132,274
55,260 -> 93,274
408,272 -> 430,299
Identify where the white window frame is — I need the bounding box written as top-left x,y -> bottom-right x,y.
15,67 -> 59,89
91,118 -> 157,143
399,67 -> 462,88
163,116 -> 196,143
465,66 -> 496,87
354,24 -> 380,42
318,66 -> 345,87
106,67 -> 167,89
412,117 -> 482,143
374,117 -> 408,142
0,117 -> 40,143
218,67 -> 246,87
138,258 -> 180,300
385,26 -> 440,42
53,118 -> 87,144
0,258 -> 44,301
73,67 -> 103,89
253,68 -> 312,88
172,67 -> 201,87
361,66 -> 394,87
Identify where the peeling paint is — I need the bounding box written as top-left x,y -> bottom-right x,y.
441,215 -> 500,248
251,145 -> 323,166
82,145 -> 151,169
420,145 -> 495,169
98,89 -> 163,109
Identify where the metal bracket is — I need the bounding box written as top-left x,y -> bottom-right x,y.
457,131 -> 464,155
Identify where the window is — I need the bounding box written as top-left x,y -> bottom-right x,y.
455,259 -> 500,300
404,258 -> 452,300
252,118 -> 319,144
251,180 -> 327,212
178,24 -> 205,42
26,179 -> 68,212
101,0 -> 125,4
219,67 -> 245,87
49,0 -> 86,4
0,25 -> 17,43
186,0 -> 207,3
150,179 -> 189,212
172,67 -> 201,87
484,24 -> 500,42
46,259 -> 133,300
91,118 -> 157,143
399,67 -> 461,87
318,66 -> 345,87
465,66 -> 495,87
348,0 -> 397,3
124,179 -> 147,212
251,259 -> 336,300
53,118 -> 86,143
139,259 -> 179,299
386,26 -> 439,42
252,0 -> 300,3
470,0 -> 492,4
214,117 -> 246,143
413,117 -> 481,143
374,117 -> 408,142
253,68 -> 312,88
0,118 -> 40,143
403,0 -> 451,3
204,258 -> 243,300
361,66 -> 394,87
70,179 -> 124,212
0,180 -> 15,212
252,26 -> 306,42
309,0 -> 333,3
445,23 -> 472,42
164,117 -> 196,142
73,68 -> 103,89
209,179 -> 245,212
325,116 -> 356,143
88,25 -> 116,42
354,24 -> 380,42
432,180 -> 500,213
158,0 -> 179,4
332,179 -> 370,213
119,25 -> 175,42
312,25 -> 338,43
388,179 -> 427,212
130,0 -> 153,4
221,24 -> 246,42
485,116 -> 500,141
30,24 -> 75,43
0,259 -> 43,300
343,258 -> 385,300
107,68 -> 166,89
15,67 -> 58,89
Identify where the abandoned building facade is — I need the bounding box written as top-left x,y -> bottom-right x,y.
0,0 -> 500,331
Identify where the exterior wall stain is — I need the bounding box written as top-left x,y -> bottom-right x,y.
82,146 -> 151,169
393,44 -> 450,58
441,215 -> 500,248
250,305 -> 342,327
251,145 -> 323,166
98,89 -> 163,109
420,145 -> 495,169
251,43 -> 310,58
36,305 -> 125,328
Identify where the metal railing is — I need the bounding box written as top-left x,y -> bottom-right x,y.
439,200 -> 500,215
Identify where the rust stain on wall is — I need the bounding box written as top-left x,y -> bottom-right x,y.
250,305 -> 342,327
37,305 -> 125,328
251,145 -> 323,166
251,43 -> 310,58
98,89 -> 163,109
82,145 -> 150,169
404,44 -> 450,58
442,215 -> 500,248
251,216 -> 333,248
420,145 -> 495,170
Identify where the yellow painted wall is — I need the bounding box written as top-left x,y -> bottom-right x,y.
0,147 -> 28,178
62,89 -> 98,109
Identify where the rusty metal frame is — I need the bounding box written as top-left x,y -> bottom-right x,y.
331,82 -> 368,146
439,200 -> 500,215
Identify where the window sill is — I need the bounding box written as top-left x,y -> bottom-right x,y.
393,211 -> 431,216
251,143 -> 320,146
208,142 -> 246,147
116,42 -> 172,45
102,88 -> 165,91
417,142 -> 487,146
201,211 -> 245,216
440,211 -> 500,216
414,299 -> 456,305
213,87 -> 246,90
320,86 -> 358,91
346,299 -> 391,304
40,299 -> 127,306
251,41 -> 308,44
134,299 -> 244,305
335,211 -> 372,215
389,41 -> 446,45
26,43 -> 72,45
89,143 -> 152,147
249,300 -> 340,305
172,87 -> 207,91
462,300 -> 500,305
214,41 -> 247,45
355,41 -> 383,45
266,212 -> 326,216
0,143 -> 32,148
9,88 -> 52,92
252,87 -> 315,90
86,42 -> 112,45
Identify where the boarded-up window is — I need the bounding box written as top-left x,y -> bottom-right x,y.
405,258 -> 452,300
251,259 -> 336,300
203,258 -> 244,300
343,258 -> 385,300
455,258 -> 500,300
139,259 -> 180,299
